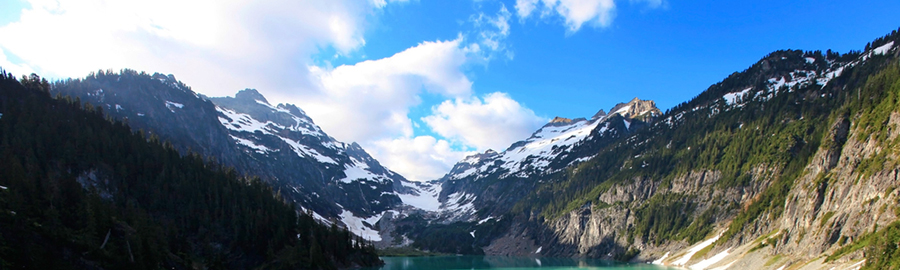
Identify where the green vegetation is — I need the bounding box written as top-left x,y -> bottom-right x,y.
764,254 -> 784,267
632,194 -> 695,245
820,211 -> 836,228
505,29 -> 900,253
377,247 -> 447,257
860,221 -> 900,269
827,221 -> 900,270
512,48 -> 844,247
389,213 -> 512,255
0,72 -> 380,269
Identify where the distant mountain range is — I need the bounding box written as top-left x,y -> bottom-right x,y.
41,27 -> 900,270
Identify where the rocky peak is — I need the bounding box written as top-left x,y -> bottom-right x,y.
591,109 -> 607,119
550,116 -> 572,124
234,88 -> 269,104
545,116 -> 575,127
608,97 -> 661,120
151,73 -> 177,83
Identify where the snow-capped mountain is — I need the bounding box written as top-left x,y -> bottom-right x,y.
401,98 -> 662,223
49,72 -> 416,240
444,98 -> 660,182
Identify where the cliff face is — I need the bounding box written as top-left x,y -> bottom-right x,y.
766,113 -> 900,263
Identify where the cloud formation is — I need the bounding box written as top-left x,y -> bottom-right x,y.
469,4 -> 514,62
303,38 -> 472,144
423,92 -> 546,151
0,0 -> 546,181
301,40 -> 547,181
0,0 -> 384,95
368,136 -> 471,182
515,0 -> 664,32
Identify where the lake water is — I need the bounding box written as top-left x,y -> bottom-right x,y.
364,256 -> 675,270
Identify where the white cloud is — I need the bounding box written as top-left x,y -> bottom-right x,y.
303,38 -> 472,144
470,4 -> 513,61
423,92 -> 546,151
514,0 -> 665,32
0,0 -> 386,94
299,38 -> 481,182
369,136 -> 472,181
515,0 -> 538,21
299,37 -> 542,181
515,0 -> 616,32
0,0 -> 539,182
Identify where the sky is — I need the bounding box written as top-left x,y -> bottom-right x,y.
1,0 -> 899,181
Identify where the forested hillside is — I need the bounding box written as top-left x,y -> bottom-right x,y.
484,29 -> 900,269
0,72 -> 381,269
388,28 -> 900,270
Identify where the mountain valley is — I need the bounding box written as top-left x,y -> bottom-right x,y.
3,26 -> 900,270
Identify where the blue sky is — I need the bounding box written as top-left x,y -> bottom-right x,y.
1,0 -> 899,180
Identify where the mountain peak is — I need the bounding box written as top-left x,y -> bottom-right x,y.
592,109 -> 607,119
550,116 -> 572,124
608,98 -> 661,119
234,88 -> 269,104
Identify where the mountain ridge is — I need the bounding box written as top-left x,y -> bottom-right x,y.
49,71 -> 423,241
18,26 -> 900,270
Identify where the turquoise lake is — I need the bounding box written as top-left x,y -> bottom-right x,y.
363,256 -> 675,270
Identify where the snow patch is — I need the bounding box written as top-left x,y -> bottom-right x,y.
279,136 -> 338,164
443,191 -> 476,215
165,100 -> 183,110
255,99 -> 292,114
115,104 -> 123,112
805,57 -> 816,64
846,259 -> 866,270
339,164 -> 383,184
534,246 -> 542,254
496,117 -> 603,177
230,135 -> 271,154
477,216 -> 494,225
723,87 -> 752,105
709,261 -> 735,270
689,248 -> 730,270
339,210 -> 382,241
612,105 -> 631,116
0,185 -> 7,190
398,182 -> 442,211
874,41 -> 895,55
301,206 -> 332,225
652,252 -> 669,265
216,107 -> 279,135
672,232 -> 722,266
137,113 -> 145,116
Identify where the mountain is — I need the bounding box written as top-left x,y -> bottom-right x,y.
381,28 -> 900,270
378,97 -> 662,252
437,97 -> 661,219
26,25 -> 900,270
50,72 -> 416,241
0,72 -> 381,269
